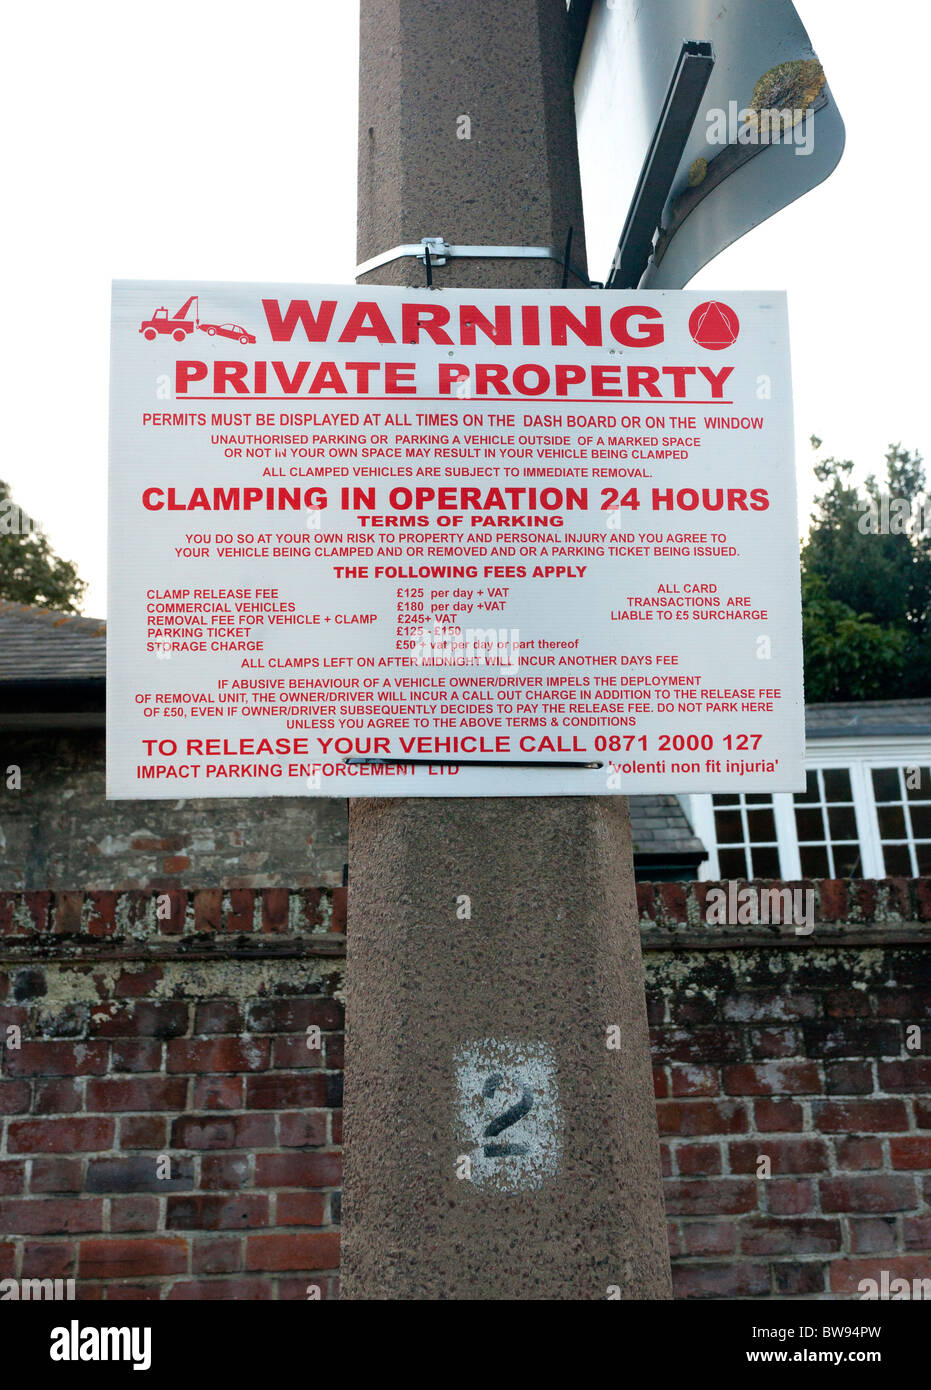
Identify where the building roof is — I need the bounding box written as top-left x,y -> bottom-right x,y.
0,600 -> 105,683
806,699 -> 931,740
629,794 -> 706,869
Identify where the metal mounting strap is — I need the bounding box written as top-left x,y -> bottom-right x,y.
356,237 -> 590,285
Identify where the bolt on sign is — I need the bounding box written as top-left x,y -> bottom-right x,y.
573,0 -> 845,288
108,280 -> 803,799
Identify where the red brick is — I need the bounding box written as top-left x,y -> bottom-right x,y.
273,1036 -> 324,1069
676,1143 -> 721,1176
813,1099 -> 909,1132
103,1283 -> 163,1300
110,1039 -> 163,1073
33,1078 -> 82,1114
754,1098 -> 804,1132
225,889 -> 255,934
245,1074 -> 327,1110
171,1114 -> 275,1149
659,1145 -> 672,1177
767,1180 -> 815,1215
0,1161 -> 26,1194
849,1218 -> 898,1254
331,1111 -> 342,1145
166,1194 -> 269,1230
193,1000 -> 244,1034
89,1001 -> 189,1038
162,856 -> 191,874
825,1061 -> 874,1094
278,1275 -> 336,1299
86,892 -> 118,937
670,1065 -> 718,1097
680,1221 -> 735,1255
193,889 -> 222,933
192,1237 -> 242,1274
30,1158 -> 82,1193
245,997 -> 342,1033
723,1062 -> 821,1095
200,1155 -> 251,1190
661,1179 -> 757,1216
113,966 -> 164,998
86,1077 -> 188,1112
191,1076 -> 243,1111
79,1238 -> 187,1279
246,1232 -> 339,1271
155,890 -> 187,937
0,1244 -> 14,1277
167,1037 -> 271,1073
659,882 -> 688,923
890,1137 -> 931,1169
918,1100 -> 931,1129
665,1221 -> 681,1258
834,1136 -> 884,1170
672,1262 -> 770,1298
656,1100 -> 748,1136
830,1255 -> 931,1296
278,1113 -> 328,1148
0,1198 -> 104,1235
0,1079 -> 31,1113
120,1115 -> 169,1149
879,1059 -> 931,1092
22,1242 -> 75,1278
739,1217 -> 841,1255
903,1215 -> 931,1249
3,1041 -> 108,1077
817,879 -> 848,921
254,1153 -> 342,1189
330,886 -> 347,934
7,1117 -> 114,1153
276,1193 -> 327,1226
166,1278 -> 272,1300
774,1263 -> 827,1296
261,888 -> 290,933
729,1139 -> 828,1175
748,1026 -> 803,1058
111,1196 -> 160,1231
22,892 -> 52,933
722,991 -> 817,1022
652,1066 -> 668,1099
820,1176 -> 918,1213
825,989 -> 871,1018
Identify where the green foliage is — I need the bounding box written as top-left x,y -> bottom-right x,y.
0,480 -> 86,613
801,439 -> 930,700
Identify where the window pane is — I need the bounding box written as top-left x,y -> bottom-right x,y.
909,805 -> 931,839
714,809 -> 743,844
800,844 -> 830,877
794,770 -> 820,804
746,808 -> 777,842
877,805 -> 907,839
916,843 -> 931,874
832,843 -> 862,877
795,807 -> 825,841
828,805 -> 857,840
822,768 -> 853,803
872,768 -> 901,803
883,843 -> 912,876
906,768 -> 931,802
712,793 -> 739,807
745,793 -> 772,805
751,846 -> 781,878
718,848 -> 748,878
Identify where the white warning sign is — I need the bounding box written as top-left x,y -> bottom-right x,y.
107,280 -> 803,798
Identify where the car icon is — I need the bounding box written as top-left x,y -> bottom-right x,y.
199,323 -> 256,344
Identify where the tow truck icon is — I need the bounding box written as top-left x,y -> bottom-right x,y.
139,296 -> 255,344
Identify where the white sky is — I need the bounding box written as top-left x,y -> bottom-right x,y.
2,0 -> 926,617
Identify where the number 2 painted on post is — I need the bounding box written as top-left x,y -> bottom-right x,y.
482,1072 -> 533,1157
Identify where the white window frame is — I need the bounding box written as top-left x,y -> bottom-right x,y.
687,735 -> 931,880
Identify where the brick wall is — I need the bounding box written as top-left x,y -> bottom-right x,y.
0,881 -> 928,1299
0,733 -> 347,890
